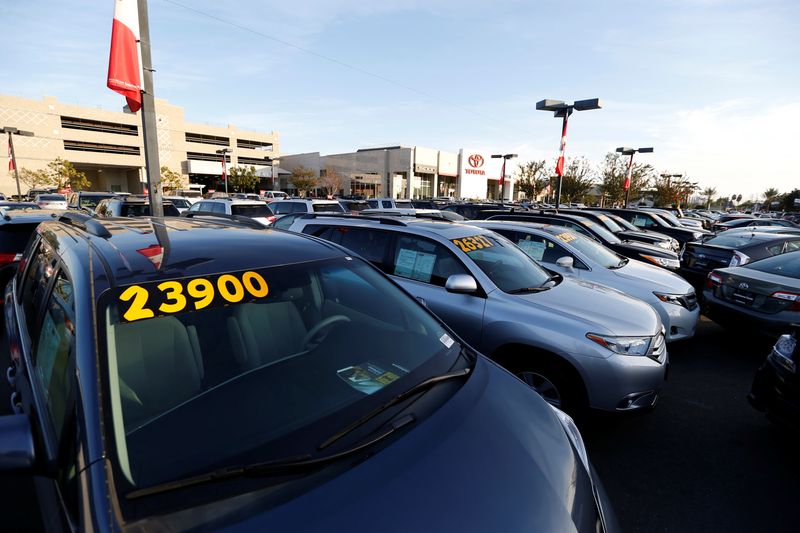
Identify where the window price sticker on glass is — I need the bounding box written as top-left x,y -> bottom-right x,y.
517,240 -> 546,261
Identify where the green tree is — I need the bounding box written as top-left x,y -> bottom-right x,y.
18,167 -> 51,192
515,160 -> 549,200
290,166 -> 318,197
598,152 -> 653,206
653,175 -> 698,208
559,157 -> 595,203
227,165 -> 259,192
763,187 -> 780,211
701,187 -> 717,209
160,166 -> 186,192
780,189 -> 800,211
45,158 -> 90,191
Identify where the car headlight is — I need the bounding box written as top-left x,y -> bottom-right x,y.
548,404 -> 591,474
653,291 -> 692,309
586,333 -> 652,356
640,254 -> 680,269
656,240 -> 672,249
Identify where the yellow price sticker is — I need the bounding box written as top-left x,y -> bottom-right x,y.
555,232 -> 577,243
451,235 -> 495,253
115,269 -> 270,323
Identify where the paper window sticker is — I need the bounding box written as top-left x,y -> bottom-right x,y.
394,248 -> 418,278
518,240 -> 545,261
412,252 -> 436,282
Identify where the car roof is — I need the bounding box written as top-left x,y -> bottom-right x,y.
710,231 -> 800,244
0,209 -> 62,224
203,198 -> 265,205
42,215 -> 345,288
296,214 -> 496,240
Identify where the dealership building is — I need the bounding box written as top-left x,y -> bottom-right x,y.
0,94 -> 282,196
280,146 -> 516,200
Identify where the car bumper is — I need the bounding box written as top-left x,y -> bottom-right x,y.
703,290 -> 798,339
572,343 -> 669,412
655,300 -> 700,342
749,354 -> 800,429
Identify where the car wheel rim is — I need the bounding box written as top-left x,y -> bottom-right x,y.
518,371 -> 562,408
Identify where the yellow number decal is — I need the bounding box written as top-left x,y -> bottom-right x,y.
463,237 -> 477,251
187,278 -> 215,310
242,271 -> 269,298
217,274 -> 244,303
157,281 -> 187,313
451,239 -> 469,253
119,285 -> 155,322
476,236 -> 494,248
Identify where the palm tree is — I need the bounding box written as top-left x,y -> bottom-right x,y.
763,188 -> 780,211
701,187 -> 717,209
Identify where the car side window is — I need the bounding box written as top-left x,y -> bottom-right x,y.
292,203 -> 308,213
785,240 -> 800,252
494,230 -> 587,268
21,240 -> 58,328
338,228 -> 392,269
211,202 -> 227,214
272,213 -> 298,230
367,200 -> 379,209
381,201 -> 393,208
630,214 -> 655,228
34,271 -> 76,439
391,235 -> 469,287
187,202 -> 202,212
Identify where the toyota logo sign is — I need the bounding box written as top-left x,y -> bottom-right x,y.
468,154 -> 484,168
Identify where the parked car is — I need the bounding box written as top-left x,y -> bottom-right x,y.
714,226 -> 800,238
0,212 -> 617,532
470,220 -> 699,342
366,197 -> 416,210
33,194 -> 68,210
561,209 -> 679,251
602,208 -> 709,247
66,191 -> 117,215
94,196 -> 181,217
486,212 -> 682,270
162,195 -> 194,213
0,209 -> 60,290
704,250 -> 800,338
286,214 -> 667,415
0,201 -> 40,212
270,198 -> 345,215
714,217 -> 798,233
749,325 -> 799,429
681,232 -> 800,287
441,203 -> 522,220
338,199 -> 369,213
185,198 -> 276,226
261,190 -> 289,202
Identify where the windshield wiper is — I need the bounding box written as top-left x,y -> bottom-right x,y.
126,412 -> 418,501
317,368 -> 471,451
507,286 -> 549,294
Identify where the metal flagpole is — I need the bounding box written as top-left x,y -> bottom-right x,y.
137,0 -> 164,218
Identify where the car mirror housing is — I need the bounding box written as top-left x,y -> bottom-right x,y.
556,256 -> 575,270
0,414 -> 36,473
445,274 -> 478,294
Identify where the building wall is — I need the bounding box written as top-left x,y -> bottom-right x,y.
0,94 -> 279,196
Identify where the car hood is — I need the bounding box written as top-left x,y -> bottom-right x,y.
130,358 -> 604,532
618,229 -> 671,242
614,259 -> 694,294
616,239 -> 677,258
515,277 -> 661,336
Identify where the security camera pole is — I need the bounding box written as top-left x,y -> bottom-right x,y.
491,153 -> 518,202
536,98 -> 601,209
1,127 -> 35,200
616,146 -> 654,207
216,148 -> 232,195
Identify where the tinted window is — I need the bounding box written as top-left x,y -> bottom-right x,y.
580,219 -> 621,243
367,200 -> 379,209
231,204 -> 270,217
80,195 -> 113,209
271,202 -> 292,214
746,251 -> 800,278
392,235 -> 469,287
313,203 -> 345,213
187,202 -> 202,212
381,201 -> 392,208
395,201 -> 414,209
38,195 -> 66,201
339,228 -> 392,267
272,214 -> 300,229
0,223 -> 39,254
292,203 -> 308,213
211,202 -> 227,214
21,240 -> 58,327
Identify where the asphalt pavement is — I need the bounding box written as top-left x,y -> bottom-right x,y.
582,316 -> 799,533
1,316 -> 796,532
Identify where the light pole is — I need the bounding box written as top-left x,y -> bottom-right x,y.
536,98 -> 601,208
216,147 -> 232,195
616,146 -> 654,207
491,153 -> 517,202
1,127 -> 35,200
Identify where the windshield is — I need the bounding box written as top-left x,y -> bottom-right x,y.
38,195 -> 65,201
592,213 -> 623,233
455,233 -> 551,292
552,230 -> 623,268
100,257 -> 458,493
581,219 -> 621,244
651,210 -> 682,226
608,214 -> 638,231
231,204 -> 270,217
313,203 -> 345,213
746,251 -> 800,278
80,195 -> 114,208
706,235 -> 764,248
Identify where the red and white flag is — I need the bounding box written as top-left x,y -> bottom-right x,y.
107,0 -> 143,112
7,138 -> 13,173
555,118 -> 568,177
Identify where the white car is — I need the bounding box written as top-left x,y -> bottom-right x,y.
471,220 -> 700,342
34,194 -> 68,210
366,197 -> 415,210
270,199 -> 345,215
185,198 -> 276,226
163,195 -> 194,213
262,190 -> 289,203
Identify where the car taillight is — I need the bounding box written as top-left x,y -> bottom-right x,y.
0,252 -> 21,267
771,291 -> 800,311
729,251 -> 750,267
706,272 -> 723,287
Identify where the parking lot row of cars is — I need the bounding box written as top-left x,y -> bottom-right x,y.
0,191 -> 797,530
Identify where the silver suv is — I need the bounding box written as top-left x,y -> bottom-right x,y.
271,199 -> 345,215
186,198 -> 274,226
286,214 -> 668,414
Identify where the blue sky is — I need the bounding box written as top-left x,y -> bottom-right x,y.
2,0 -> 799,199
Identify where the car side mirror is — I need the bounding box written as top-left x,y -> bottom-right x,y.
556,256 -> 574,271
0,414 -> 36,473
445,274 -> 478,294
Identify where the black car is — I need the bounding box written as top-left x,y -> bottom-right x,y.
681,232 -> 800,287
486,212 -> 681,270
66,191 -> 117,214
602,208 -> 709,247
749,325 -> 799,429
715,217 -> 798,233
441,203 -> 526,220
94,196 -> 181,217
557,209 -> 679,252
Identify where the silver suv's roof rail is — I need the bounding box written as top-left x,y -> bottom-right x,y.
297,213 -> 407,226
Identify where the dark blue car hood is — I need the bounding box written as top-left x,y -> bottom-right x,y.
132,358 -> 599,532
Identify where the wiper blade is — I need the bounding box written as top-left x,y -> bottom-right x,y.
318,368 -> 471,451
127,413 -> 418,500
507,286 -> 549,294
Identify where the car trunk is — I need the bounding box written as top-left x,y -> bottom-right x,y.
713,269 -> 799,314
681,242 -> 734,274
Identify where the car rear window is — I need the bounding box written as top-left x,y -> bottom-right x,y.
313,203 -> 345,213
746,251 -> 800,279
0,223 -> 39,253
706,235 -> 768,247
39,195 -> 65,201
395,201 -> 414,209
231,204 -> 270,217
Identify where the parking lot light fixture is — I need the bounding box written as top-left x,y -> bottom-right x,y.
615,146 -> 654,207
491,153 -> 518,202
536,98 -> 602,208
216,148 -> 232,195
1,126 -> 35,200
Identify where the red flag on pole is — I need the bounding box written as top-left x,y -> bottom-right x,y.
107,0 -> 143,112
7,138 -> 13,172
623,153 -> 634,191
221,158 -> 226,182
555,117 -> 568,177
